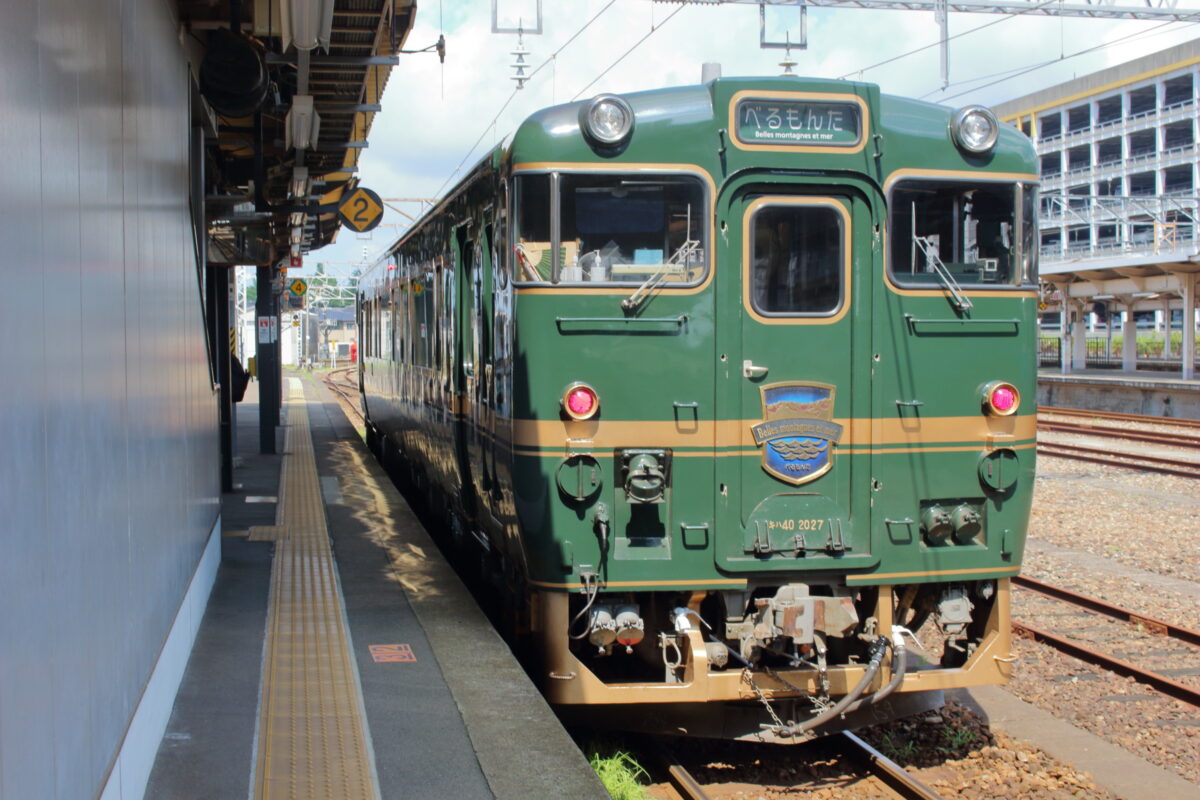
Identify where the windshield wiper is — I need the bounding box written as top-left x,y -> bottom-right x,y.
913,235 -> 973,312
621,239 -> 701,313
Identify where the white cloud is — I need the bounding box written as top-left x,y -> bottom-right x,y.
302,0 -> 1200,274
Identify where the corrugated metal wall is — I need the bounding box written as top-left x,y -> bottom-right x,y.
0,0 -> 220,797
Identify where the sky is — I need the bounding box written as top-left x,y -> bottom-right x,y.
296,0 -> 1200,279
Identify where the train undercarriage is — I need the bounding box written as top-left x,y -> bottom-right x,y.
537,579 -> 1013,742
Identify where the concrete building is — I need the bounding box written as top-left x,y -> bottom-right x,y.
994,40 -> 1200,379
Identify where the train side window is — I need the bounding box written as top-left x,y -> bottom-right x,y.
889,179 -> 1025,287
513,174 -> 552,281
749,204 -> 843,315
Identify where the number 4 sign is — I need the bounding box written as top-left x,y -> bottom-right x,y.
337,187 -> 384,233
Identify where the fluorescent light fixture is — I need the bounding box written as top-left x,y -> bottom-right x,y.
290,166 -> 310,199
286,96 -> 320,150
281,0 -> 335,52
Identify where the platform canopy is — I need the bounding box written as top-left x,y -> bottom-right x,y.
179,0 -> 417,266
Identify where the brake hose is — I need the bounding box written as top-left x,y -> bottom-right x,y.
767,635 -> 890,738
843,629 -> 908,715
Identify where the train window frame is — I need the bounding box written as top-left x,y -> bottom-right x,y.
747,200 -> 846,318
495,181 -> 511,290
511,169 -> 711,287
887,177 -> 1036,290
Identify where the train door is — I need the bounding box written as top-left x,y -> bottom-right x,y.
469,226 -> 497,521
714,179 -> 879,573
453,224 -> 476,516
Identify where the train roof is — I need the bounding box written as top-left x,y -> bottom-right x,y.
510,75 -> 1036,177
363,76 -> 1036,283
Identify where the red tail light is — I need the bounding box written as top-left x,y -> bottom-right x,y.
983,381 -> 1020,416
563,383 -> 599,421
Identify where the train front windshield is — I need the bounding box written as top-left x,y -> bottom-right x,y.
889,179 -> 1038,288
513,172 -> 708,285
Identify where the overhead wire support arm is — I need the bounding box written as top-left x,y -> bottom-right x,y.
650,1 -> 1200,23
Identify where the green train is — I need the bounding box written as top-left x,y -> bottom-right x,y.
358,75 -> 1037,741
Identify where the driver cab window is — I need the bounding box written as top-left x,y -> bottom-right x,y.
890,180 -> 1025,287
513,172 -> 707,285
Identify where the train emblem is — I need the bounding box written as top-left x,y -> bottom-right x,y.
751,383 -> 844,486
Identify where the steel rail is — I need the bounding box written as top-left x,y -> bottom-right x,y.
665,760 -> 713,800
1036,442 -> 1200,478
1040,406 -> 1200,430
1039,420 -> 1200,448
836,732 -> 945,800
323,372 -> 365,424
1013,576 -> 1200,648
1011,621 -> 1200,708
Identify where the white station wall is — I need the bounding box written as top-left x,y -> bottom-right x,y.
0,1 -> 221,797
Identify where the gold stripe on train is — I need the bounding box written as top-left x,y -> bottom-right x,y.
846,565 -> 1021,584
515,442 -> 1035,459
530,577 -> 750,590
512,414 -> 1035,450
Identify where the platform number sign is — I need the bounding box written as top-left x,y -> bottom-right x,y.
338,187 -> 384,233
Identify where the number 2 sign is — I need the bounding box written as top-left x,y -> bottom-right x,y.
337,187 -> 384,232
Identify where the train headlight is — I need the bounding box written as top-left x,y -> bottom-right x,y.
562,382 -> 600,421
952,105 -> 999,154
982,380 -> 1020,416
580,94 -> 634,147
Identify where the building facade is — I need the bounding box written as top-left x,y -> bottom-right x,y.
994,41 -> 1200,378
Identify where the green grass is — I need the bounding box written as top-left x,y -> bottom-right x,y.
876,730 -> 919,762
588,747 -> 651,800
937,724 -> 979,755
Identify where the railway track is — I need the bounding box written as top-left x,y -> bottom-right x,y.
1039,405 -> 1200,431
1037,406 -> 1200,477
322,367 -> 364,425
658,734 -> 944,800
1012,575 -> 1200,708
1035,440 -> 1200,478
1038,419 -> 1200,448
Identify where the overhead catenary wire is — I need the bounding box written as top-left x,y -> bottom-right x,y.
570,3 -> 688,100
827,0 -> 1193,103
429,0 -> 621,199
931,18 -> 1197,102
837,0 -> 1062,82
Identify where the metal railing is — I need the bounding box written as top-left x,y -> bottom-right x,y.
1040,193 -> 1200,263
1039,335 -> 1200,371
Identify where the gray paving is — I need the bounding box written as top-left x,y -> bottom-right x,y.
147,376 -> 606,800
146,384 -> 280,799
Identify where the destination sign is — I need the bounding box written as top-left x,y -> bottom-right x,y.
735,99 -> 861,147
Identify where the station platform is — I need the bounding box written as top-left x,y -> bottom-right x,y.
146,375 -> 607,800
1037,367 -> 1200,418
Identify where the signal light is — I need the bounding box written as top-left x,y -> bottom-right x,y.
562,382 -> 599,421
982,381 -> 1020,416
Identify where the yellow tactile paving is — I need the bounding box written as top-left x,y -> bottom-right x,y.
254,379 -> 380,800
248,525 -> 288,541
